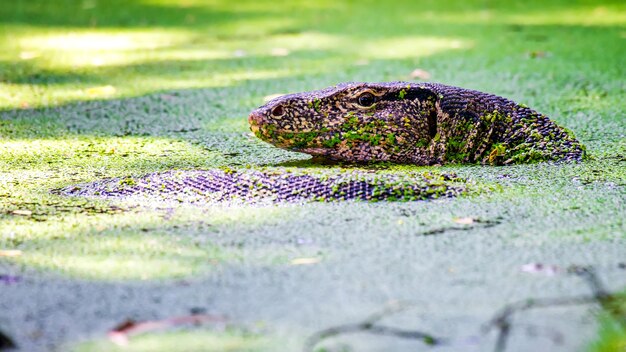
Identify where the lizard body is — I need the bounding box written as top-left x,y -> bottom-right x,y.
249,82 -> 585,165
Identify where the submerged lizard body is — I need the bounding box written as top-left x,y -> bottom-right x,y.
249,82 -> 585,165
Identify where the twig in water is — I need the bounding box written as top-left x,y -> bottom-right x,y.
482,265 -> 626,352
304,265 -> 626,352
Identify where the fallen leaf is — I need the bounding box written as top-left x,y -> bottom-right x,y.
354,59 -> 370,66
19,101 -> 30,109
11,210 -> 32,216
453,217 -> 475,225
409,68 -> 432,80
521,263 -> 562,276
290,257 -> 320,265
108,314 -> 227,346
270,48 -> 290,57
263,93 -> 285,103
0,250 -> 22,257
85,85 -> 116,96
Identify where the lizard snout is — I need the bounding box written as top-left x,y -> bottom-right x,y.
248,111 -> 265,128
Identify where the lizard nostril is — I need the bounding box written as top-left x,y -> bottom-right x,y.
271,105 -> 284,117
249,112 -> 262,125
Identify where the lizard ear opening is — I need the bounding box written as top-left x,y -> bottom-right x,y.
427,109 -> 437,138
408,87 -> 439,139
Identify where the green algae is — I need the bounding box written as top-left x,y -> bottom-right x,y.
0,1 -> 624,351
487,143 -> 507,164
480,110 -> 512,125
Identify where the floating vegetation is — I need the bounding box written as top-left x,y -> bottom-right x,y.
56,168 -> 468,204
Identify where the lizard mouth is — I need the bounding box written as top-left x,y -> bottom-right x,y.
291,147 -> 330,156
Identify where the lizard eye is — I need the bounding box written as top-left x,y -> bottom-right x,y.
271,105 -> 284,117
357,92 -> 376,107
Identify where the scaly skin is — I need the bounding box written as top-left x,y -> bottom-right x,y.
249,82 -> 585,165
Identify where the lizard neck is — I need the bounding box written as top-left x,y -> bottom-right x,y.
409,83 -> 585,165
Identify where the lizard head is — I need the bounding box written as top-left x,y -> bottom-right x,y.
249,82 -> 439,163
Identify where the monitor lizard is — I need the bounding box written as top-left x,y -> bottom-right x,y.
249,82 -> 585,165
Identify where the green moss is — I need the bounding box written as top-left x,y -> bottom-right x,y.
487,143 -> 507,164
0,1 -> 623,350
445,136 -> 468,162
119,177 -> 136,186
219,166 -> 237,174
588,315 -> 626,352
509,147 -> 546,163
332,115 -> 404,149
416,138 -> 430,148
313,98 -> 322,112
561,126 -> 578,140
341,114 -> 360,131
480,110 -> 511,125
292,131 -> 320,148
264,124 -> 278,139
322,135 -> 342,147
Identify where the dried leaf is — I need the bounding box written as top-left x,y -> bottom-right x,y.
85,85 -> 116,96
108,314 -> 227,346
0,250 -> 22,257
409,69 -> 432,80
521,263 -> 562,276
290,257 -> 320,265
11,210 -> 32,216
453,217 -> 475,225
